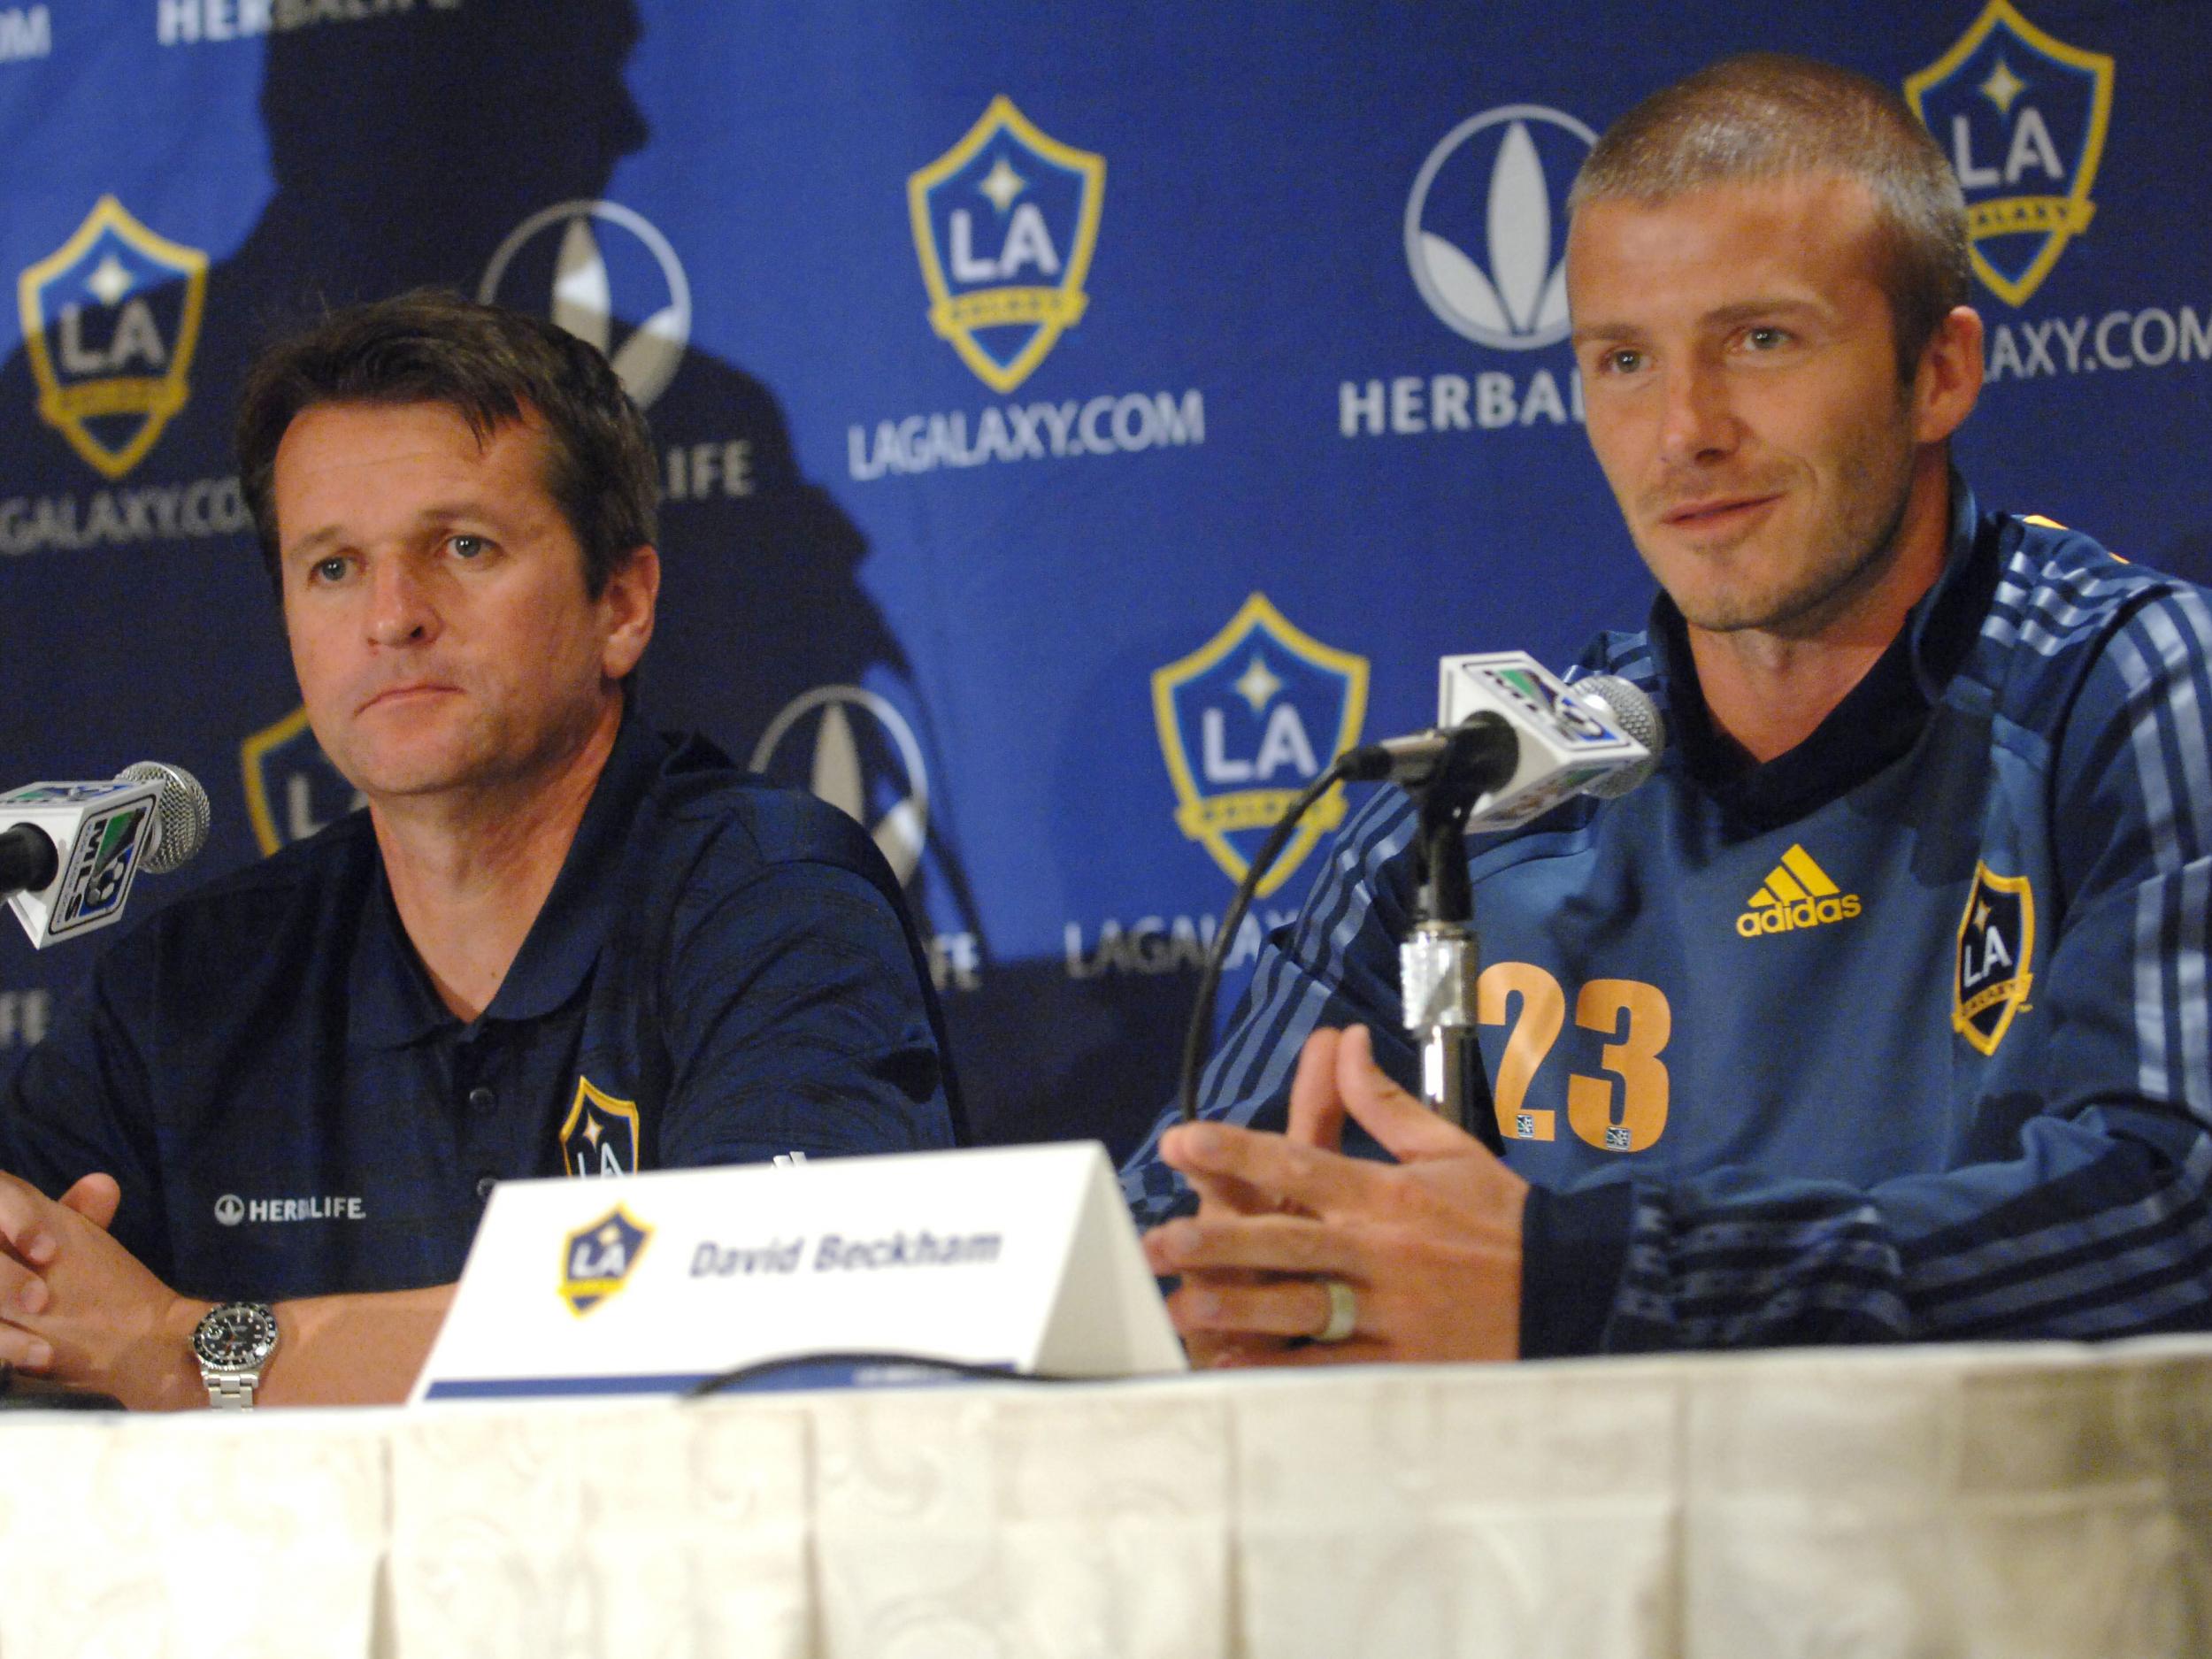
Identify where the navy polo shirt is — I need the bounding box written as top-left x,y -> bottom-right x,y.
0,712 -> 957,1302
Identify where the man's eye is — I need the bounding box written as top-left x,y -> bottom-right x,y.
449,534 -> 487,559
1603,349 -> 1644,374
311,557 -> 348,584
1743,326 -> 1789,350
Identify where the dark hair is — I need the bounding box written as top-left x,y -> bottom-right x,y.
1569,53 -> 1971,378
234,288 -> 658,596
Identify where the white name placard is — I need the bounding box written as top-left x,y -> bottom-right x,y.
410,1141 -> 1185,1403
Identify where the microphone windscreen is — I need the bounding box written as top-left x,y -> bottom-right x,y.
119,762 -> 212,873
1571,676 -> 1665,800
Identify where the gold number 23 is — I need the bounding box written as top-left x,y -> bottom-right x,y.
1475,963 -> 1671,1153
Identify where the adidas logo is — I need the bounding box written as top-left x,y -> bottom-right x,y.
1735,845 -> 1862,938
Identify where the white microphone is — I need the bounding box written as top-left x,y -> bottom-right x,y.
1406,651 -> 1663,830
1,763 -> 211,949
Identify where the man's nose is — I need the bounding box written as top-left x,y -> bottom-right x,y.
366,560 -> 439,647
1656,358 -> 1740,468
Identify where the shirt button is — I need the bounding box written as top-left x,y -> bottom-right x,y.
475,1176 -> 497,1201
467,1086 -> 496,1113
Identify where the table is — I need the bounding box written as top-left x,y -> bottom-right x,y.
3,1337 -> 2208,1658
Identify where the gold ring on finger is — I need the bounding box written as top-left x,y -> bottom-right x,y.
1315,1278 -> 1358,1344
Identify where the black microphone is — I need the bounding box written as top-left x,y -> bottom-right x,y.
1392,670 -> 1666,1141
0,825 -> 59,898
1339,713 -> 1520,793
1175,662 -> 1667,1125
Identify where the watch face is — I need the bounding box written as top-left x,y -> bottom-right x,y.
193,1303 -> 279,1371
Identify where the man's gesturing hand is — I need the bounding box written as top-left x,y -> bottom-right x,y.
0,1170 -> 204,1409
1141,1025 -> 1529,1366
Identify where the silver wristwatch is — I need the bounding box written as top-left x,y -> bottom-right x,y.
192,1302 -> 280,1409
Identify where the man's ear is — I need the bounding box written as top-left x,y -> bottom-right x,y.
1913,304 -> 1985,447
599,545 -> 659,681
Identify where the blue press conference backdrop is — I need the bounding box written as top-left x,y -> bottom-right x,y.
0,1 -> 2207,1156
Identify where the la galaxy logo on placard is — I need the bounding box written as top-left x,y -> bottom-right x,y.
1906,1 -> 2114,308
909,95 -> 1104,395
1955,863 -> 2035,1054
1151,594 -> 1370,898
559,1205 -> 650,1317
561,1077 -> 640,1179
18,196 -> 208,480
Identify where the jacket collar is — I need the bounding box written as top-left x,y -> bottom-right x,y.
1647,469 -> 1993,828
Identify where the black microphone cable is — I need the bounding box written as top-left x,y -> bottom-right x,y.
1175,757 -> 1359,1125
1174,718 -> 1518,1124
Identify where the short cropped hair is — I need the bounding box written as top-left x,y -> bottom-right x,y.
235,289 -> 658,597
1569,53 -> 1971,378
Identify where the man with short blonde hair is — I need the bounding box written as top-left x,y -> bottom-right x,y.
1570,53 -> 1970,377
1128,55 -> 2212,1363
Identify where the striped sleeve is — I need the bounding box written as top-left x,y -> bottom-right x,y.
1598,583 -> 2212,1349
1117,782 -> 1425,1229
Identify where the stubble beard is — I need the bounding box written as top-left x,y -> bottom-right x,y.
1676,472 -> 1914,640
1651,399 -> 1921,641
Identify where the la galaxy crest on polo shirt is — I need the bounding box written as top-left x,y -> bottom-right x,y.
1956,863 -> 2036,1054
560,1077 -> 639,1178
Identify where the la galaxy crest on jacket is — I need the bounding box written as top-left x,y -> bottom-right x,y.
0,2 -> 2208,1167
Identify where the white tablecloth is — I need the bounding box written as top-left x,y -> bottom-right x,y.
3,1337 -> 2208,1658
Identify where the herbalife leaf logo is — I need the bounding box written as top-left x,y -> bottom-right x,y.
750,686 -> 931,887
1405,104 -> 1595,351
479,199 -> 692,409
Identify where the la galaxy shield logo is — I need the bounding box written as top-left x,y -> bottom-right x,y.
1153,594 -> 1369,897
559,1205 -> 650,1316
1955,863 -> 2035,1055
18,196 -> 208,479
1906,1 -> 2114,307
561,1077 -> 640,1178
909,96 -> 1104,394
241,706 -> 366,856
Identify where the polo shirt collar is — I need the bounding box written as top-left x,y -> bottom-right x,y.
1647,469 -> 1993,828
347,707 -> 670,1048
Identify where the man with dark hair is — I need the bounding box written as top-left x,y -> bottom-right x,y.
234,289 -> 661,600
0,291 -> 957,1408
1127,55 -> 2212,1362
